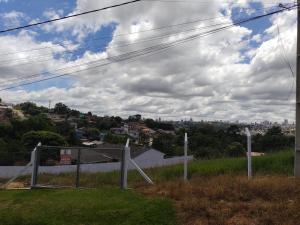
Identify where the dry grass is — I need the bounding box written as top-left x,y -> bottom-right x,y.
136,175 -> 300,225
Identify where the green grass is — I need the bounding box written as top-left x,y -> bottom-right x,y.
0,150 -> 294,225
0,188 -> 177,225
26,150 -> 294,188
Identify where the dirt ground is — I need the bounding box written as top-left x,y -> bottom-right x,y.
136,175 -> 300,225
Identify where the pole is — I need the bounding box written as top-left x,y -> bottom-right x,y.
30,142 -> 41,188
120,139 -> 129,189
184,133 -> 188,181
129,158 -> 154,184
295,0 -> 300,178
245,128 -> 252,179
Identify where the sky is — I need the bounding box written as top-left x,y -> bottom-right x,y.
0,0 -> 297,122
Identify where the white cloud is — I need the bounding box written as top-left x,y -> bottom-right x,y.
0,0 -> 297,122
1,10 -> 27,27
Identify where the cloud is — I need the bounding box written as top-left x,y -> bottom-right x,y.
0,0 -> 297,122
1,10 -> 28,27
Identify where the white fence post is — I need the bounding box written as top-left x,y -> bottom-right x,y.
120,138 -> 154,189
245,128 -> 252,179
30,142 -> 41,188
120,139 -> 130,189
184,133 -> 188,181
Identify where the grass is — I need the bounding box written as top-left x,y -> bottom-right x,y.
137,175 -> 300,225
0,150 -> 297,225
15,150 -> 293,188
0,188 -> 177,225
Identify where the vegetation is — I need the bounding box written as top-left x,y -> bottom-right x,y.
145,118 -> 174,130
0,100 -> 294,166
15,150 -> 293,188
153,124 -> 294,158
0,189 -> 176,225
1,150 -> 296,225
138,175 -> 300,225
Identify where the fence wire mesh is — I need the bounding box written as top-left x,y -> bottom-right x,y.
34,146 -> 123,188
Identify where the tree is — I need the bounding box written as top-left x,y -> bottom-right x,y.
105,133 -> 127,144
0,123 -> 13,138
22,131 -> 67,163
253,126 -> 294,152
17,102 -> 47,116
0,139 -> 12,166
266,126 -> 282,136
85,128 -> 100,140
193,146 -> 221,159
145,118 -> 174,130
152,134 -> 175,156
22,131 -> 67,149
225,142 -> 245,157
11,114 -> 55,138
54,103 -> 70,115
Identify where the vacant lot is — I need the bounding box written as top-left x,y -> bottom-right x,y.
138,175 -> 300,225
0,188 -> 177,225
1,150 -> 297,225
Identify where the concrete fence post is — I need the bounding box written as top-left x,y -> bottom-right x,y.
184,133 -> 188,181
30,142 -> 41,188
120,139 -> 130,189
245,128 -> 252,179
120,138 -> 153,189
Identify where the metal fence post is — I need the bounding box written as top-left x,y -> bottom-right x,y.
30,142 -> 41,188
245,128 -> 252,179
76,149 -> 81,188
120,139 -> 130,189
184,133 -> 188,181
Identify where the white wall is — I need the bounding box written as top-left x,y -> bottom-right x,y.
0,155 -> 193,178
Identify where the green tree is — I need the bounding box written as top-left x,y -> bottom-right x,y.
85,128 -> 100,140
225,142 -> 245,157
54,103 -> 70,115
0,139 -> 12,166
22,131 -> 67,163
105,133 -> 127,144
17,102 -> 47,116
11,114 -> 55,138
22,131 -> 67,149
152,134 -> 175,156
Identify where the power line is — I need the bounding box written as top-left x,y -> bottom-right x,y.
0,20 -> 234,68
0,4 -> 279,58
143,0 -> 294,5
1,5 -> 297,90
0,4 -> 281,70
0,4 -> 297,91
0,0 -> 142,34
